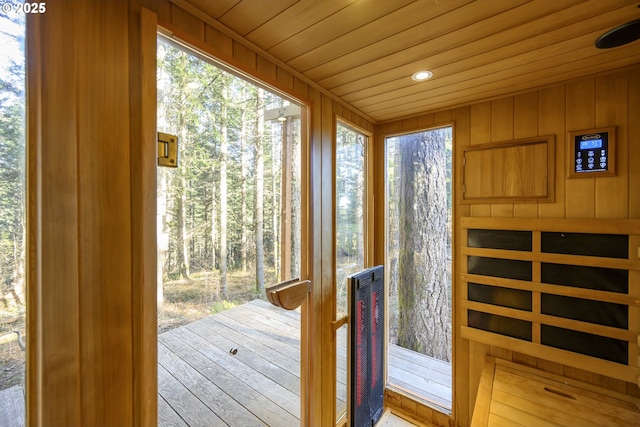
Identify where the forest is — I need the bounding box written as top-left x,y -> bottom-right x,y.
0,21 -> 453,393
156,37 -> 302,328
0,1 -> 26,390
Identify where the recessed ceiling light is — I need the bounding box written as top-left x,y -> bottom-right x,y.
412,70 -> 433,81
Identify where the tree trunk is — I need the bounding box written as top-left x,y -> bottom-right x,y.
240,99 -> 248,272
255,89 -> 265,292
157,169 -> 168,305
272,116 -> 280,280
290,118 -> 301,279
177,173 -> 191,280
396,131 -> 450,362
210,121 -> 217,276
219,87 -> 229,298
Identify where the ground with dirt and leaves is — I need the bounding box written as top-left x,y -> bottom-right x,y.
0,271 -> 265,391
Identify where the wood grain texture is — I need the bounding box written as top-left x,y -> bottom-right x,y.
27,3 -> 82,425
473,358 -> 640,427
376,70 -> 640,424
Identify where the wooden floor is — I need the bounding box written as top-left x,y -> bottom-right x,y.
0,299 -> 451,427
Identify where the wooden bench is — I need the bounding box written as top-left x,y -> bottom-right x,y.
471,357 -> 640,427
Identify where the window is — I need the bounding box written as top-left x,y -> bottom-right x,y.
335,120 -> 369,422
385,126 -> 453,410
0,1 -> 26,409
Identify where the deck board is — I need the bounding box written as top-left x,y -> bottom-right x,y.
0,385 -> 24,427
0,299 -> 451,427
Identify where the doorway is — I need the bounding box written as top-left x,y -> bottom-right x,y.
385,126 -> 453,410
156,34 -> 307,426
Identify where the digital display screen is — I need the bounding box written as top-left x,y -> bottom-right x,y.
580,139 -> 602,150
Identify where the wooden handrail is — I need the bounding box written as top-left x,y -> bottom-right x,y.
266,278 -> 311,310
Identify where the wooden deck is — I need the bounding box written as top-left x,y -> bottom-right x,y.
0,299 -> 451,427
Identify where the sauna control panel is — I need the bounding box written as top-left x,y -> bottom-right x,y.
574,135 -> 608,173
569,127 -> 616,178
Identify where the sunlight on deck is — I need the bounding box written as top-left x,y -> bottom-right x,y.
0,299 -> 451,427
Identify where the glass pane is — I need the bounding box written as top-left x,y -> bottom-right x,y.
336,323 -> 348,424
336,122 -> 366,422
336,123 -> 366,318
0,3 -> 26,414
386,127 -> 453,410
157,36 -> 302,424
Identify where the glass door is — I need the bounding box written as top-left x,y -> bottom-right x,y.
156,34 -> 306,426
335,120 -> 371,424
385,126 -> 453,411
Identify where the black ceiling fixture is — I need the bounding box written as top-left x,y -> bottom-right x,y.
595,6 -> 640,49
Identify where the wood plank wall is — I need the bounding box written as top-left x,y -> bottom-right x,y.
27,1 -> 374,426
27,1 -> 639,427
375,66 -> 640,427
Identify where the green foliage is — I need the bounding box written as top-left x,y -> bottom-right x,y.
157,38 -> 301,295
209,300 -> 237,314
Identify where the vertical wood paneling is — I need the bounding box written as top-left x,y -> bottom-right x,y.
257,55 -> 277,81
630,68 -> 640,219
490,98 -> 514,217
469,102 -> 492,216
320,93 -> 335,425
130,7 -> 158,427
292,76 -> 309,99
276,67 -> 294,90
513,92 -> 539,218
76,1 -> 133,424
28,2 -> 640,426
171,4 -> 204,40
27,4 -> 82,425
232,42 -> 257,71
452,106 -> 471,427
417,113 -> 435,128
307,86 -> 324,427
538,85 -> 566,218
379,69 -> 640,426
565,79 -> 596,218
595,72 -> 628,219
205,24 -> 233,56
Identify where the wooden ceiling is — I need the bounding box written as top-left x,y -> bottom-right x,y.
180,0 -> 640,122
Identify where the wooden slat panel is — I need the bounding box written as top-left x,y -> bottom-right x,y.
463,139 -> 550,202
291,0 -> 476,76
181,0 -> 239,19
462,274 -> 640,308
245,0 -> 360,50
595,72 -> 628,219
217,0 -> 299,36
76,2 -> 134,424
27,4 -> 83,425
366,54 -> 640,121
460,216 -> 640,234
267,0 -> 415,63
538,85 -> 566,218
513,92 -> 540,218
327,1 -> 636,97
178,0 -> 639,121
131,8 -> 159,427
461,326 -> 639,384
462,300 -> 636,343
356,38 -> 639,117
